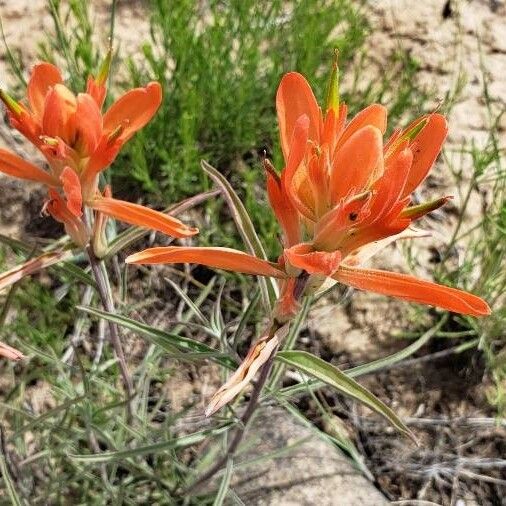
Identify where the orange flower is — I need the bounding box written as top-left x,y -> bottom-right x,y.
127,67 -> 490,320
0,56 -> 197,247
126,63 -> 491,415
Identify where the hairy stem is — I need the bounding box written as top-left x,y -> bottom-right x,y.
86,245 -> 134,422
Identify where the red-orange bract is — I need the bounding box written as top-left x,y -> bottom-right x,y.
127,65 -> 490,414
0,56 -> 197,246
127,69 -> 490,319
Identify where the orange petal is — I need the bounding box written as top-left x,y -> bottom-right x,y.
103,82 -> 162,143
265,160 -> 300,247
205,324 -> 290,416
60,166 -> 83,217
126,246 -> 286,278
27,62 -> 63,120
75,93 -> 103,154
333,266 -> 491,316
0,250 -> 72,292
80,137 -> 122,193
88,197 -> 198,238
284,243 -> 341,276
336,104 -> 387,151
0,341 -> 25,361
283,115 -> 315,220
330,125 -> 383,204
86,76 -> 107,109
42,84 -> 77,144
45,189 -> 89,247
276,72 -> 321,161
0,148 -> 57,185
402,113 -> 448,197
367,147 -> 413,223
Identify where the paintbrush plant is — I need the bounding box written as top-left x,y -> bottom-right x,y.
126,57 -> 491,491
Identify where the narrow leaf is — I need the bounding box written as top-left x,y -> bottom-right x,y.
201,160 -> 278,309
0,450 -> 23,506
78,306 -> 236,370
0,251 -> 72,292
165,277 -> 209,327
213,458 -> 234,506
276,350 -> 416,442
70,423 -> 233,463
0,235 -> 94,287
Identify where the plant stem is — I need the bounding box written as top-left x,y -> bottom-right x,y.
86,245 -> 134,422
183,339 -> 279,495
184,273 -> 309,495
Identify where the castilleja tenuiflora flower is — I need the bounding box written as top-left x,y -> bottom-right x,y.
126,62 -> 490,415
0,54 -> 197,248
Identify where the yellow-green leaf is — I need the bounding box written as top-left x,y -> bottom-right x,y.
276,350 -> 416,442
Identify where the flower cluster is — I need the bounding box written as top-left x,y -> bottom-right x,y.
126,63 -> 490,413
0,56 -> 197,361
128,68 -> 490,319
0,56 -> 197,248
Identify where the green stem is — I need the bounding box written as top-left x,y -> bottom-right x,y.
86,245 -> 134,422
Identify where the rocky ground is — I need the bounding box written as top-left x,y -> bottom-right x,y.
0,0 -> 505,504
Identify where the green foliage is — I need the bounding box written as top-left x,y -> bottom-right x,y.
38,0 -> 105,89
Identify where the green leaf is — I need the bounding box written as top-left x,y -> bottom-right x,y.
213,458 -> 234,506
276,350 -> 416,442
276,318 -> 447,398
70,423 -> 233,463
78,306 -> 237,370
0,451 -> 23,506
57,261 -> 95,287
165,277 -> 209,327
201,160 -> 278,310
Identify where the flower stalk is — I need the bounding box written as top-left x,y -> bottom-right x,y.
86,244 -> 134,422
